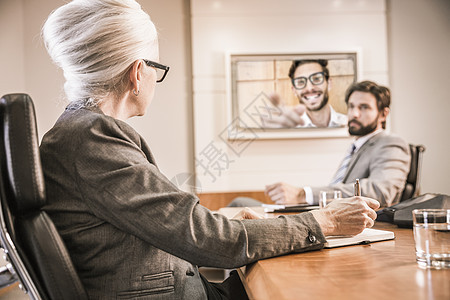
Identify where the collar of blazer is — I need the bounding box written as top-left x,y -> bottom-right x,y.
355,130 -> 386,154
342,130 -> 387,182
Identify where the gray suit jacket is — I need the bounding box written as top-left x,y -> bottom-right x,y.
311,131 -> 411,207
40,105 -> 326,299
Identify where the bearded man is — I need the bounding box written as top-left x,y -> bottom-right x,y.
231,81 -> 411,208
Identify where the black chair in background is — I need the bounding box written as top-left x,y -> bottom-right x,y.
0,94 -> 87,299
400,144 -> 426,202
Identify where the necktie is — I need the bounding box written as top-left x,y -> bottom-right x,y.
330,144 -> 356,185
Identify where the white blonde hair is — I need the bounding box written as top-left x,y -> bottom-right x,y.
42,0 -> 158,106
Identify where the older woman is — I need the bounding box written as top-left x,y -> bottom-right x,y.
40,0 -> 379,299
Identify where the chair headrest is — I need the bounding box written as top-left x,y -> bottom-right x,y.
407,144 -> 425,183
0,94 -> 46,213
407,145 -> 418,182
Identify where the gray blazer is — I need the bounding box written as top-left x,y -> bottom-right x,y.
40,105 -> 326,299
311,131 -> 411,207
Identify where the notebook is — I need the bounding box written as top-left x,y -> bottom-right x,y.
324,228 -> 395,248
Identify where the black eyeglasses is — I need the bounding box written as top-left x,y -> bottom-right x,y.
291,72 -> 325,89
143,59 -> 170,83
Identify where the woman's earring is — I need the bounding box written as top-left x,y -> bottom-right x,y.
133,89 -> 140,96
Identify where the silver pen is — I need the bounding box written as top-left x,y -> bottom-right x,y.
354,178 -> 361,196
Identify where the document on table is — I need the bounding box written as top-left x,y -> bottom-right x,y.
262,204 -> 320,213
215,207 -> 265,219
324,228 -> 395,248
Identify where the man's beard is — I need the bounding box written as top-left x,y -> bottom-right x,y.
348,117 -> 379,136
298,89 -> 329,112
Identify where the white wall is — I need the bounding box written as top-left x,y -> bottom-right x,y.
0,0 -> 25,93
0,0 -> 194,182
0,0 -> 449,196
387,0 -> 450,195
191,0 -> 389,192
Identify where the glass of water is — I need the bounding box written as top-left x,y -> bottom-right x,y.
319,190 -> 342,208
412,209 -> 450,269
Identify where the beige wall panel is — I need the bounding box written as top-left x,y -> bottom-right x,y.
191,14 -> 388,77
0,1 -> 25,95
387,0 -> 450,194
236,61 -> 274,81
191,0 -> 385,15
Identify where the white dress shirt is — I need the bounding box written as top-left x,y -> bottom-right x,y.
299,105 -> 348,128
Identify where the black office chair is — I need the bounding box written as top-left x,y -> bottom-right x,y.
0,94 -> 87,299
400,144 -> 426,202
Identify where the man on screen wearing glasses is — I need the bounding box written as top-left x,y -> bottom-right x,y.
231,80 -> 410,208
263,59 -> 347,128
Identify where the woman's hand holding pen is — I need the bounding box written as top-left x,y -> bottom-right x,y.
311,196 -> 380,236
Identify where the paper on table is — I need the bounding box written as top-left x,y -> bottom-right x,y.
216,207 -> 265,220
262,204 -> 319,213
324,228 -> 395,248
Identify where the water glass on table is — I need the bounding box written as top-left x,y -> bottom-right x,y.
319,191 -> 342,208
413,209 -> 450,269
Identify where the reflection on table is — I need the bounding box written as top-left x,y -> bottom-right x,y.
237,221 -> 449,300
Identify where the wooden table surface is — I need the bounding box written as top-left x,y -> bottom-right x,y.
238,221 -> 449,300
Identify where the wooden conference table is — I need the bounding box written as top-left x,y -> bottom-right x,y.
230,209 -> 450,300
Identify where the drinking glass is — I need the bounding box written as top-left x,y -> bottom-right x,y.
413,209 -> 450,269
319,191 -> 342,208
